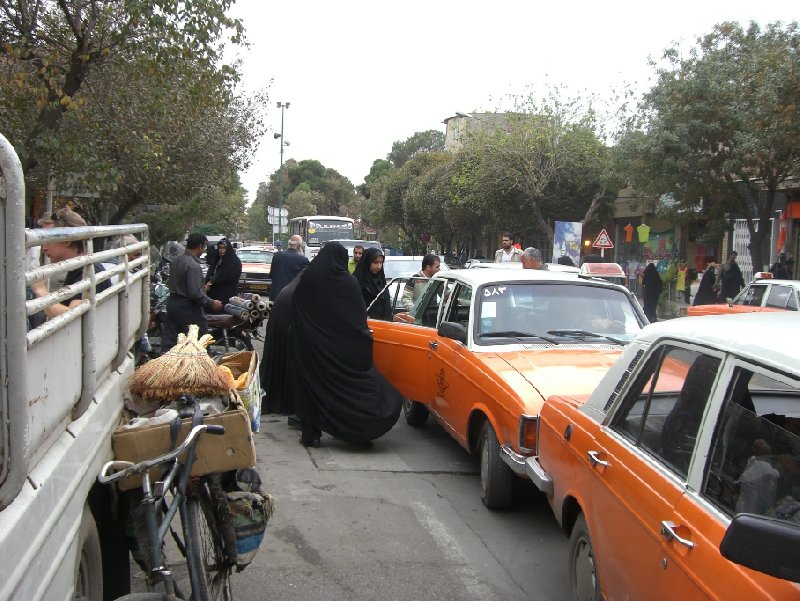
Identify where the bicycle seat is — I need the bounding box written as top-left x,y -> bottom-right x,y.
207,313 -> 238,328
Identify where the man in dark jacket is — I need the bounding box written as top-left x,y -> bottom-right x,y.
718,251 -> 745,301
269,235 -> 310,301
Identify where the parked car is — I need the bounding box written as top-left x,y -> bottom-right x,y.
236,245 -> 274,295
526,313 -> 800,600
370,268 -> 647,508
688,273 -> 799,316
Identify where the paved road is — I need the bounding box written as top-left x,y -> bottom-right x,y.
228,413 -> 572,601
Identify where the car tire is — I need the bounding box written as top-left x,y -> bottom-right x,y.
569,513 -> 600,601
403,398 -> 429,426
479,421 -> 514,509
74,505 -> 103,601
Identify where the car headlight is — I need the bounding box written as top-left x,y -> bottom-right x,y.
518,414 -> 539,454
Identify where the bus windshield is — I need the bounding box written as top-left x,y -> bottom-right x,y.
306,219 -> 355,245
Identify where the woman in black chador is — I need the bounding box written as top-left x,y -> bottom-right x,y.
204,238 -> 242,308
289,242 -> 403,448
693,265 -> 718,306
353,246 -> 392,320
641,262 -> 663,323
259,275 -> 300,415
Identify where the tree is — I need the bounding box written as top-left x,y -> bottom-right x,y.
244,182 -> 271,241
285,188 -> 323,218
622,21 -> 800,271
0,0 -> 244,177
357,158 -> 392,198
388,130 -> 445,168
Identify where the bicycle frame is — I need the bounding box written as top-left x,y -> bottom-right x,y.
99,423 -> 225,598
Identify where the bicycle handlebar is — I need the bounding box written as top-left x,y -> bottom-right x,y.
97,423 -> 226,484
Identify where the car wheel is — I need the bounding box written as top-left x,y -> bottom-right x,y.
403,398 -> 429,426
74,505 -> 103,601
569,514 -> 600,601
479,421 -> 514,509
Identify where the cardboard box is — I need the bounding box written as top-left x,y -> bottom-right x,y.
111,407 -> 256,491
219,351 -> 262,432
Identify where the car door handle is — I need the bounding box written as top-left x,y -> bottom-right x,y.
429,340 -> 438,350
587,450 -> 610,468
660,521 -> 695,549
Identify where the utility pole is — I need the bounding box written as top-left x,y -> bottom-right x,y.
274,101 -> 290,246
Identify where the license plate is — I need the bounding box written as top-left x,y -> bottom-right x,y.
246,283 -> 268,291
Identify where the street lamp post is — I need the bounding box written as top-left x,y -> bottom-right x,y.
274,101 -> 290,246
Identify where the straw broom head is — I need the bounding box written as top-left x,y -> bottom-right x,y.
129,324 -> 235,401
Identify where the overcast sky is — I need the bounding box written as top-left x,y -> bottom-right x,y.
228,0 -> 795,205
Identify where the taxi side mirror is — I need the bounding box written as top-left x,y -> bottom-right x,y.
438,321 -> 467,345
720,513 -> 800,583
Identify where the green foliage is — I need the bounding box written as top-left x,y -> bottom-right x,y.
358,159 -> 392,198
388,130 -> 446,168
619,20 -> 800,270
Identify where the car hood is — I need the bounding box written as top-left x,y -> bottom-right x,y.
478,348 -> 625,411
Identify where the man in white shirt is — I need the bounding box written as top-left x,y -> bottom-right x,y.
494,232 -> 523,262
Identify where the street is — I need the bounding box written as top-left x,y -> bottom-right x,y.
231,413 -> 571,601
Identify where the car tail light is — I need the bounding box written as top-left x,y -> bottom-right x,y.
518,414 -> 539,454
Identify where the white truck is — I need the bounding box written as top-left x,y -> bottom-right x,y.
0,133 -> 150,600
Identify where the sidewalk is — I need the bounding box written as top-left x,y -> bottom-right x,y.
635,292 -> 691,321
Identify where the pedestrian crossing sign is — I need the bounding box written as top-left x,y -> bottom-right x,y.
592,229 -> 614,249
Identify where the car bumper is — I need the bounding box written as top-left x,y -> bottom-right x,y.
500,444 -> 529,476
239,279 -> 271,294
524,455 -> 553,497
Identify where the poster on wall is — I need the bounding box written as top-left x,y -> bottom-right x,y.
642,229 -> 675,264
552,221 -> 582,267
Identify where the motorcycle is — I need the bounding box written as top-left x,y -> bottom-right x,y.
137,260 -> 265,364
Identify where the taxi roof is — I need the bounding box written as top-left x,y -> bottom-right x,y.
432,265 -> 618,288
636,313 -> 800,376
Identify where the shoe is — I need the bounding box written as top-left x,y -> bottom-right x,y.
300,437 -> 320,448
287,415 -> 302,429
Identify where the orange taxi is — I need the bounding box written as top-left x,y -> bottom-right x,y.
526,313 -> 800,600
370,267 -> 647,508
687,273 -> 799,316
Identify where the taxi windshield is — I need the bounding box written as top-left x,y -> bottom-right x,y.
476,282 -> 642,345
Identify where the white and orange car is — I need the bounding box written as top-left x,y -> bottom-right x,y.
688,273 -> 799,316
370,267 -> 647,508
527,313 -> 800,600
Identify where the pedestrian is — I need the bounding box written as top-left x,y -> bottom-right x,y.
204,237 -> 242,308
494,232 -> 523,262
269,235 -> 309,301
770,256 -> 794,280
693,264 -> 718,306
348,244 -> 364,274
29,207 -> 112,319
289,241 -> 403,448
160,233 -> 223,353
521,247 -> 548,270
718,251 -> 745,301
641,262 -> 662,322
259,274 -> 300,418
353,246 -> 392,320
401,253 -> 441,311
557,255 -> 576,267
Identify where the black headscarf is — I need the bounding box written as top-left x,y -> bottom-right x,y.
641,263 -> 662,322
353,246 -> 392,320
289,242 -> 402,443
206,238 -> 242,305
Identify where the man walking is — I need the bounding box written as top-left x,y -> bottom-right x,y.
717,251 -> 745,301
348,244 -> 364,274
494,232 -> 523,262
161,233 -> 223,352
269,235 -> 310,301
521,247 -> 548,270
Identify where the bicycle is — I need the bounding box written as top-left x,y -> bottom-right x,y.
98,420 -> 234,601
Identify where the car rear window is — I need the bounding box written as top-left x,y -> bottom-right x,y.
238,251 -> 273,263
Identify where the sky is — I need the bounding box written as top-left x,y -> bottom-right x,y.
227,0 -> 796,205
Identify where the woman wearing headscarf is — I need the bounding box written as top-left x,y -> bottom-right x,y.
693,264 -> 718,306
204,238 -> 242,308
259,274 -> 300,415
289,242 -> 403,447
353,246 -> 392,320
641,262 -> 662,323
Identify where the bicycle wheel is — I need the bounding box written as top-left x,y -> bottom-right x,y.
183,481 -> 233,601
208,331 -> 252,356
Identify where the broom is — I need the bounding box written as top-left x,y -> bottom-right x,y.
129,324 -> 235,402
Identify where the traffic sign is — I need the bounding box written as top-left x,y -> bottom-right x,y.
592,229 -> 614,249
267,206 -> 288,217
